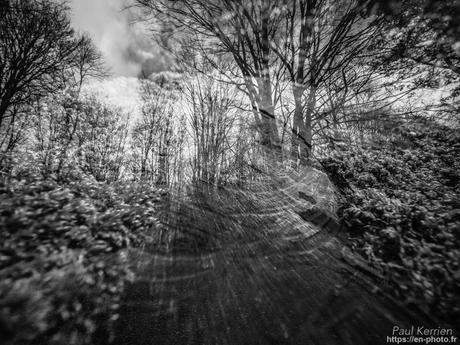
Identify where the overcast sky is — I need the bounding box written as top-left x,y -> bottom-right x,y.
69,0 -> 170,77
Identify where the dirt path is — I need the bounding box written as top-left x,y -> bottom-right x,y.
113,174 -> 438,345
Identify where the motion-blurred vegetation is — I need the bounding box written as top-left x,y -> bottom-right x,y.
322,118 -> 460,321
1,0 -> 459,343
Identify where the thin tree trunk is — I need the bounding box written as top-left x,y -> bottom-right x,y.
291,86 -> 313,165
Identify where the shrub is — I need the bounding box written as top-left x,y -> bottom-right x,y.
321,118 -> 460,322
0,173 -> 164,344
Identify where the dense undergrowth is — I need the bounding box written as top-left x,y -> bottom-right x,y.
0,173 -> 164,345
321,118 -> 460,324
1,116 -> 459,344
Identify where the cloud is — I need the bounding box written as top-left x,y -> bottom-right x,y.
69,0 -> 169,77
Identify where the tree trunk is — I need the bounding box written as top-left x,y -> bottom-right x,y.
245,77 -> 280,158
157,120 -> 169,186
291,86 -> 314,165
257,6 -> 281,157
258,78 -> 280,152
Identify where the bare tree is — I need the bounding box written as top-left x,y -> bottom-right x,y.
131,75 -> 182,185
268,0 -> 382,163
0,0 -> 105,144
136,0 -> 386,166
77,97 -> 130,182
137,0 -> 289,155
184,75 -> 238,184
69,34 -> 109,95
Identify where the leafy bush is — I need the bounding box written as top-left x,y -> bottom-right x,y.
0,173 -> 164,345
321,118 -> 460,322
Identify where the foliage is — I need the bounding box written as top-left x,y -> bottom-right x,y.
77,96 -> 130,182
0,173 -> 164,344
24,92 -> 130,182
321,118 -> 460,322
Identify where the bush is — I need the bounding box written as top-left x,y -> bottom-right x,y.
321,118 -> 460,322
0,173 -> 164,345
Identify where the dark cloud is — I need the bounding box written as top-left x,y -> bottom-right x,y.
69,0 -> 170,77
